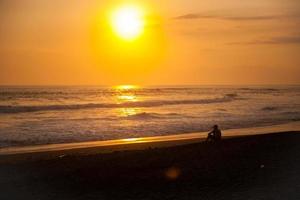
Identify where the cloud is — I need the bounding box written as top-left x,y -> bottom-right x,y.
229,36 -> 300,45
173,13 -> 299,21
174,14 -> 214,20
224,16 -> 281,21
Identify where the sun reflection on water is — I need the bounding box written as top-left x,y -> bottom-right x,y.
118,107 -> 141,116
118,95 -> 137,102
114,85 -> 139,90
113,85 -> 143,117
122,138 -> 140,142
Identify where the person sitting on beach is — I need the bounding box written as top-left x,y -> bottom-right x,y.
207,125 -> 222,142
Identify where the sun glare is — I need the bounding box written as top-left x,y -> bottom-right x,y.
115,85 -> 138,90
111,5 -> 144,40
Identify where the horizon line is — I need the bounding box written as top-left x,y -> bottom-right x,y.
0,84 -> 299,87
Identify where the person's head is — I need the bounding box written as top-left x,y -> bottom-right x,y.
213,125 -> 218,130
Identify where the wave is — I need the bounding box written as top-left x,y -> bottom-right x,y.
225,93 -> 238,98
0,96 -> 237,114
261,106 -> 278,111
239,88 -> 279,92
124,112 -> 182,120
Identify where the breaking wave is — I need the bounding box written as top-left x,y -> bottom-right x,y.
261,106 -> 278,111
238,88 -> 280,92
0,95 -> 238,114
124,112 -> 182,120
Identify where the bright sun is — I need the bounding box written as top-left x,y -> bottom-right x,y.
111,5 -> 144,40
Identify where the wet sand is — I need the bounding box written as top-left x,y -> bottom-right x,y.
1,130 -> 300,200
1,121 -> 299,156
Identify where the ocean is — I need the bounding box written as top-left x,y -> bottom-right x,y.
0,85 -> 299,147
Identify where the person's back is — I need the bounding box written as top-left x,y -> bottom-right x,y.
207,125 -> 222,142
215,128 -> 222,141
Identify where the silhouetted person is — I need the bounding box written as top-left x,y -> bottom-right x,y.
207,125 -> 222,142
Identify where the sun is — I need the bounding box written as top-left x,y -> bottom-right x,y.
111,5 -> 144,40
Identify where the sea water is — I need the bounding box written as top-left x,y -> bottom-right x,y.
0,85 -> 299,147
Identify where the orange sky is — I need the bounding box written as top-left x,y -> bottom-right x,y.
0,0 -> 300,85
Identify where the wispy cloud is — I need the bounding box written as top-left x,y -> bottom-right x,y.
229,36 -> 300,45
173,13 -> 299,21
174,14 -> 215,20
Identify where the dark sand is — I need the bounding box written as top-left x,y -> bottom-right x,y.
1,131 -> 300,200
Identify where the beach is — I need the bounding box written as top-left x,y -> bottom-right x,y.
0,86 -> 299,199
1,0 -> 300,199
1,128 -> 300,200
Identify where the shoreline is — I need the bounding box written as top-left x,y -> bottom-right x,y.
1,121 -> 300,157
1,129 -> 300,199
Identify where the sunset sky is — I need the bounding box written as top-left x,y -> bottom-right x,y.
0,0 -> 299,85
